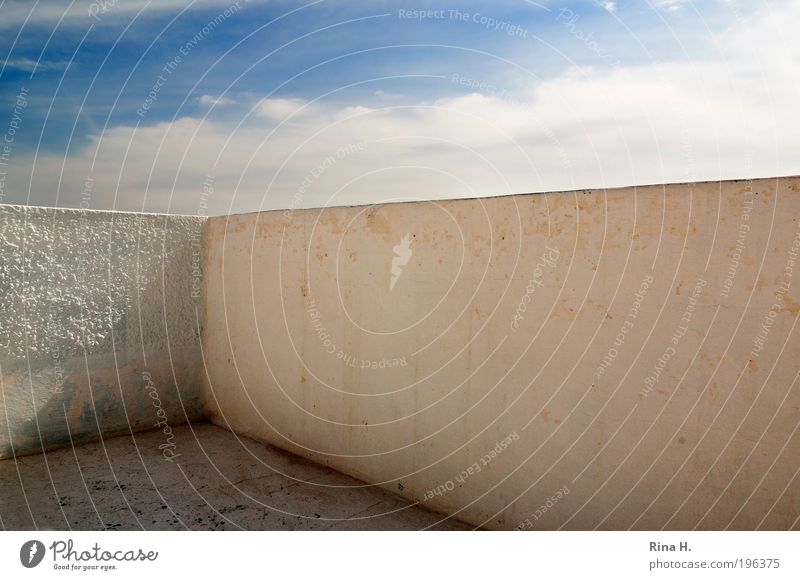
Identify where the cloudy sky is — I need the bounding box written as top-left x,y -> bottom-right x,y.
0,0 -> 797,215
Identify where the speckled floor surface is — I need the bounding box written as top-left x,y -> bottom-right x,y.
0,423 -> 469,530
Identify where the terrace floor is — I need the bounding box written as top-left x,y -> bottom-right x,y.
0,422 -> 468,531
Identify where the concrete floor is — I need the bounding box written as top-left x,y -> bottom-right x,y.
0,423 -> 469,530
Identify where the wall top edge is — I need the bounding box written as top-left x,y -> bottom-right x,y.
3,174 -> 797,220
215,173 -> 800,220
0,202 -> 207,220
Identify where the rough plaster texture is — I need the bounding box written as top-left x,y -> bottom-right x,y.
0,204 -> 205,458
203,176 -> 800,530
0,422 -> 465,530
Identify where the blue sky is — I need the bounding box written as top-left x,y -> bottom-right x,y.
0,0 -> 797,214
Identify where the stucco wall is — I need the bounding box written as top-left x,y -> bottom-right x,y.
0,204 -> 205,459
203,176 -> 800,530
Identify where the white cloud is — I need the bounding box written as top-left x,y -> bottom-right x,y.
199,94 -> 236,107
650,0 -> 691,12
3,57 -> 70,72
256,97 -> 313,122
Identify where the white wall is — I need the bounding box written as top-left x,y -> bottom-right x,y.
0,204 -> 206,459
203,176 -> 800,530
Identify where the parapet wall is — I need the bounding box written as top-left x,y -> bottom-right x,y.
202,176 -> 800,530
0,205 -> 206,459
3,177 -> 799,530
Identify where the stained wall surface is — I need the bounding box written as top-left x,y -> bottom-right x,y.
0,204 -> 205,459
203,176 -> 800,530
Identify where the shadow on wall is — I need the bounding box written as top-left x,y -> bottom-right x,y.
4,355 -> 203,459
